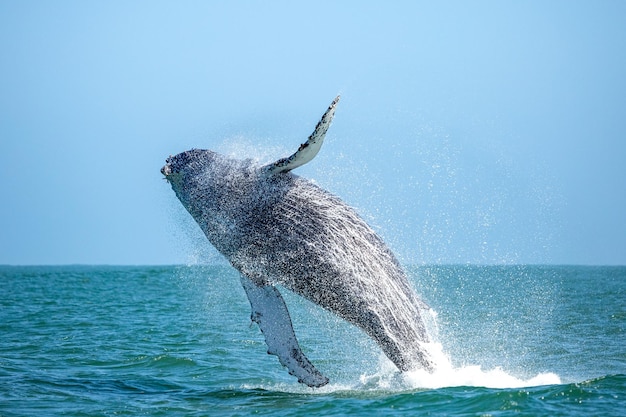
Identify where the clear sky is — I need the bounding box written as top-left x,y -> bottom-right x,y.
1,1 -> 625,265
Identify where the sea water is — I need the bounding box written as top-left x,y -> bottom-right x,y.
1,265 -> 624,416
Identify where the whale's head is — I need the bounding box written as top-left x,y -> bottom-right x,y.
161,148 -> 257,190
161,149 -> 263,246
161,149 -> 219,182
161,148 -> 231,214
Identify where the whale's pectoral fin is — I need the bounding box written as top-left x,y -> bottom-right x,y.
264,96 -> 340,175
239,275 -> 329,388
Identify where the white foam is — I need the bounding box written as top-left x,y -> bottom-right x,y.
398,308 -> 563,389
403,363 -> 562,390
359,343 -> 561,390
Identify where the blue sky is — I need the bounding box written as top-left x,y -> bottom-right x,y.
1,1 -> 625,265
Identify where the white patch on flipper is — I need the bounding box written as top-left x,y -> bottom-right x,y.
239,275 -> 329,388
264,96 -> 340,175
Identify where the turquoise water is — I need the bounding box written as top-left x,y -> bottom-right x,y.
1,265 -> 624,416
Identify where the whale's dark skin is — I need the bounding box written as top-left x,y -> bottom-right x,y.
162,97 -> 434,387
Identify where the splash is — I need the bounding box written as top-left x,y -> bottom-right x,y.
358,308 -> 561,391
353,343 -> 560,391
402,346 -> 562,389
242,350 -> 561,394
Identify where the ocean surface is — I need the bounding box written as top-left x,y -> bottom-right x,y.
1,264 -> 624,416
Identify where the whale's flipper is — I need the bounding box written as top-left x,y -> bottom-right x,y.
264,96 -> 340,175
239,275 -> 329,388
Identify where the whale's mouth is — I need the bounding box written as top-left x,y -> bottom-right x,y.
161,155 -> 176,180
161,164 -> 172,177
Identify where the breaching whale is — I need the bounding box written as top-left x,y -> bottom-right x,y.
161,96 -> 435,387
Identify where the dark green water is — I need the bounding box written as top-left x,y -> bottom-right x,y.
1,265 -> 624,416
